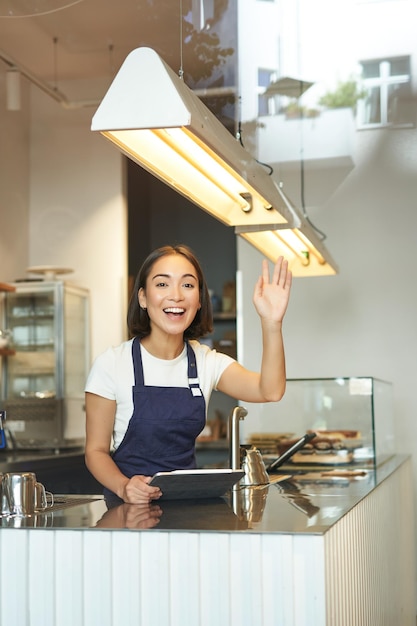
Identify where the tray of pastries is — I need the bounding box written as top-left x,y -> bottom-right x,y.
280,429 -> 362,465
252,429 -> 363,466
248,432 -> 295,454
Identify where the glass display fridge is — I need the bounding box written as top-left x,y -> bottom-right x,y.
0,280 -> 90,449
245,377 -> 394,469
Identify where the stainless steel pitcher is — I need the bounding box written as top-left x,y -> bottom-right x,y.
1,472 -> 53,517
228,407 -> 270,486
240,447 -> 270,486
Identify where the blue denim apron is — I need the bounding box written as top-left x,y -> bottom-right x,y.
111,337 -> 206,482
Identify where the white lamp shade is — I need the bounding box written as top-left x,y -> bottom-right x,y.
91,47 -> 300,229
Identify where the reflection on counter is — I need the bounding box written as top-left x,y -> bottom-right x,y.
0,456 -> 403,534
275,479 -> 321,519
1,495 -> 103,528
96,496 -> 249,531
273,469 -> 377,531
231,486 -> 268,528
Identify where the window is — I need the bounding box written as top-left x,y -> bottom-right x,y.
358,56 -> 413,128
258,68 -> 276,116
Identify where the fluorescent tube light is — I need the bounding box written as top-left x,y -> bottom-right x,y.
91,47 -> 299,229
235,187 -> 338,276
235,224 -> 338,276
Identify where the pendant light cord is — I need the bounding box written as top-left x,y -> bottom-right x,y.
299,101 -> 327,241
108,42 -> 114,77
53,37 -> 58,92
178,0 -> 184,80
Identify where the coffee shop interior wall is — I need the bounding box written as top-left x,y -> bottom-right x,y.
1,5 -> 417,597
0,78 -> 128,359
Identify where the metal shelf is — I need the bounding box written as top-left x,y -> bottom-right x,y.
213,312 -> 236,321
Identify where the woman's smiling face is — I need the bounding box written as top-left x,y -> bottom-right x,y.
138,253 -> 201,337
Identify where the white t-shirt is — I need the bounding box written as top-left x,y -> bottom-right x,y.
85,339 -> 235,450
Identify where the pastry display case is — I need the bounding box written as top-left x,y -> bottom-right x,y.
248,377 -> 394,469
0,280 -> 90,449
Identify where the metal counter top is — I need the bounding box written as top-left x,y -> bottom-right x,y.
1,455 -> 406,535
0,448 -> 85,471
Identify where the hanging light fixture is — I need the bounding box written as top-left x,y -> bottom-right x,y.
92,47 -> 299,230
257,75 -> 339,275
91,47 -> 338,276
236,224 -> 337,276
0,0 -> 83,17
236,187 -> 338,276
264,76 -> 314,98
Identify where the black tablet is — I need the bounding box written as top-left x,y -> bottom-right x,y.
149,469 -> 245,500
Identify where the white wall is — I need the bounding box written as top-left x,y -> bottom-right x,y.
238,124 -> 417,430
237,125 -> 417,595
28,85 -> 128,360
0,71 -> 30,280
0,67 -> 128,360
236,0 -> 417,474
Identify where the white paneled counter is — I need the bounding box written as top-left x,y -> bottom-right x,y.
0,455 -> 415,626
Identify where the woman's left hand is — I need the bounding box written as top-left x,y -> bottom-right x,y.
253,257 -> 292,323
96,502 -> 162,529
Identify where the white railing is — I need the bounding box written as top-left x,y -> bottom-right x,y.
254,108 -> 356,167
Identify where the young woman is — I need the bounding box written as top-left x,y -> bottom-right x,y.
85,244 -> 292,504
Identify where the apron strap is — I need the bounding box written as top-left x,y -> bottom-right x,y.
132,337 -> 144,385
133,338 -> 203,397
186,342 -> 203,397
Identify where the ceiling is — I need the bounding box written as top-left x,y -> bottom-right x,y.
0,0 -> 218,99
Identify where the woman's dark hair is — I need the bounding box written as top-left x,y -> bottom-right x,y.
127,244 -> 213,339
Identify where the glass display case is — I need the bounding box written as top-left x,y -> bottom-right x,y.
247,377 -> 394,469
0,280 -> 89,449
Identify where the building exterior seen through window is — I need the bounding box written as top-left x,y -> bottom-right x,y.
358,56 -> 413,128
258,68 -> 276,116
